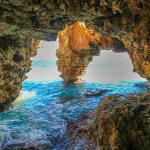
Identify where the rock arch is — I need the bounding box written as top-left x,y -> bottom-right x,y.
56,21 -> 150,83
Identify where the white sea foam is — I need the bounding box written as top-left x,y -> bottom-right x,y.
20,90 -> 36,99
15,91 -> 36,103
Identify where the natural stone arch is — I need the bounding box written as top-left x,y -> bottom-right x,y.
56,21 -> 150,83
56,21 -> 104,82
0,2 -> 150,150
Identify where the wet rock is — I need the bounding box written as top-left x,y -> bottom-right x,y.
89,92 -> 150,149
0,104 -> 5,112
135,82 -> 149,89
84,89 -> 110,97
0,0 -> 150,111
64,92 -> 150,149
0,38 -> 40,106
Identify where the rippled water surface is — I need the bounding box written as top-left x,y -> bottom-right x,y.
0,80 -> 148,149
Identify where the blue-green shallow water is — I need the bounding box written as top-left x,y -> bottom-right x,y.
0,80 -> 148,149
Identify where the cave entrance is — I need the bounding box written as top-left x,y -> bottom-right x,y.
83,50 -> 147,83
26,40 -> 61,82
25,21 -> 147,84
26,39 -> 146,83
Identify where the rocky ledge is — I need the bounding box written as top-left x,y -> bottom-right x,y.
62,92 -> 150,150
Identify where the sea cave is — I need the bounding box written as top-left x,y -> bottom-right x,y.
0,0 -> 150,150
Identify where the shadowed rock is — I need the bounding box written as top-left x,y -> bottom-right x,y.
13,54 -> 24,62
63,92 -> 150,150
84,89 -> 110,97
56,22 -> 111,82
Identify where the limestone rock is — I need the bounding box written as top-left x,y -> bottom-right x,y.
65,92 -> 150,149
88,92 -> 150,149
0,37 -> 40,109
0,0 -> 149,84
56,22 -> 102,82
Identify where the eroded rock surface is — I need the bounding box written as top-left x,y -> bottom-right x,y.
56,22 -> 103,82
0,37 -> 40,110
63,92 -> 150,150
89,93 -> 150,149
129,50 -> 150,81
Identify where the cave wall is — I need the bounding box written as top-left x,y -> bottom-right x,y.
0,37 -> 40,110
88,92 -> 150,150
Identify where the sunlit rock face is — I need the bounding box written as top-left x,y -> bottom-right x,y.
56,20 -> 150,83
56,22 -> 102,82
0,38 -> 40,109
0,1 -> 149,149
129,50 -> 150,82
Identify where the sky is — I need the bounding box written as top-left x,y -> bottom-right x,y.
26,40 -> 60,81
26,40 -> 146,83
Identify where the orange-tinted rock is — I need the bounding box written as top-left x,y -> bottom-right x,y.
57,21 -> 113,82
0,0 -> 149,84
129,51 -> 150,81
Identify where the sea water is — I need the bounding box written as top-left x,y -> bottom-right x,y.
0,80 -> 148,149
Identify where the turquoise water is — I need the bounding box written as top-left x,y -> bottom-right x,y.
0,80 -> 148,149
